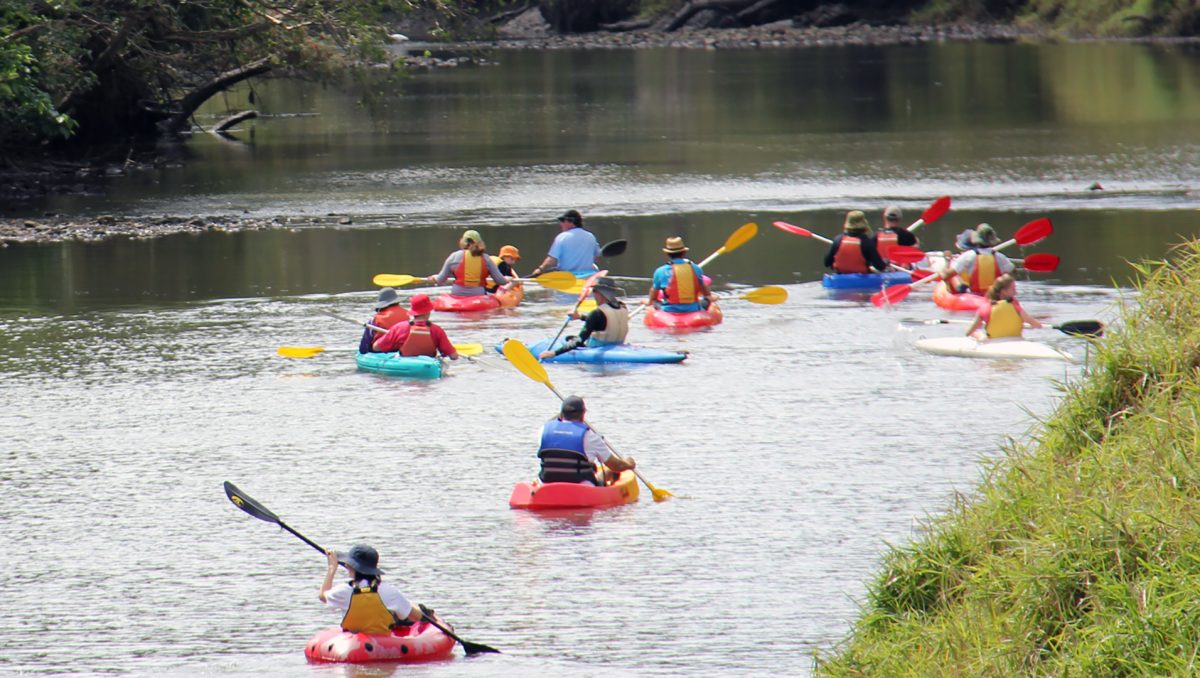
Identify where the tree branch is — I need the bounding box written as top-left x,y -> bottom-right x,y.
161,57 -> 272,135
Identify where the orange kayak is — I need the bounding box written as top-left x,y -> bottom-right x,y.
509,470 -> 639,509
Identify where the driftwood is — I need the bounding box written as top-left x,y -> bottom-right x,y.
160,57 -> 271,135
213,110 -> 258,132
663,0 -> 754,31
488,3 -> 532,24
735,0 -> 787,22
599,18 -> 653,31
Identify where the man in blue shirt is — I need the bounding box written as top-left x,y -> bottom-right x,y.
528,210 -> 601,278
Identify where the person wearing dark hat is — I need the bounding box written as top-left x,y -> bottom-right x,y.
319,545 -> 427,634
823,210 -> 889,274
358,287 -> 411,354
528,210 -> 601,279
648,236 -> 714,313
372,293 -> 459,359
940,223 -> 1015,294
539,277 -> 629,359
537,395 -> 636,486
428,229 -> 510,297
874,205 -> 919,263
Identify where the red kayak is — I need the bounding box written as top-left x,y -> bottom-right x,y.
643,302 -> 723,332
431,284 -> 523,313
509,470 -> 639,509
932,281 -> 987,313
305,622 -> 456,663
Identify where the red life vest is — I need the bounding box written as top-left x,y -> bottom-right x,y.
833,236 -> 869,274
969,253 -> 1000,294
400,321 -> 438,357
371,306 -> 410,338
876,230 -> 899,261
665,261 -> 701,305
453,251 -> 490,289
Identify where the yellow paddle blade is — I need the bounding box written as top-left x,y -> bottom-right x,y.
277,346 -> 326,359
532,271 -> 577,291
563,282 -> 587,296
372,274 -> 418,287
577,299 -> 598,313
724,222 -> 758,253
502,339 -> 551,386
741,285 -> 788,304
649,484 -> 675,502
453,343 -> 484,357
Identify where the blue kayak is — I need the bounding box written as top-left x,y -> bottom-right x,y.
821,271 -> 912,289
498,338 -> 687,364
355,352 -> 443,379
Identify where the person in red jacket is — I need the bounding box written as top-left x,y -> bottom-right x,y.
358,287 -> 410,354
823,210 -> 888,273
372,294 -> 459,360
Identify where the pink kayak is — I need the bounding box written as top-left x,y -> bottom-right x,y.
933,281 -> 988,313
509,470 -> 639,509
644,302 -> 723,331
432,284 -> 523,312
305,622 -> 456,663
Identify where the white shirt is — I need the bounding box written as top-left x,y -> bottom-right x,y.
324,580 -> 413,619
582,428 -> 613,464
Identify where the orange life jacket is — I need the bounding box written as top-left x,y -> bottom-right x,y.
969,253 -> 1000,294
453,251 -> 490,289
371,306 -> 410,338
665,261 -> 701,305
875,230 -> 899,261
833,236 -> 869,274
400,321 -> 438,357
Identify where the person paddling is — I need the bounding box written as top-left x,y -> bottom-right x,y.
965,274 -> 1043,339
428,229 -> 510,297
648,236 -> 714,313
358,287 -> 410,354
940,223 -> 1015,294
528,210 -> 601,279
372,293 -> 459,360
875,205 -> 919,264
537,395 -> 636,486
319,545 -> 431,633
539,277 -> 629,359
823,210 -> 889,274
487,245 -> 522,294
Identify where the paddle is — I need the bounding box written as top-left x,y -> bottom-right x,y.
773,223 -> 925,269
278,343 -> 484,359
772,221 -> 832,244
545,270 -> 608,358
500,340 -> 674,502
600,239 -> 628,258
905,195 -> 951,233
222,481 -> 500,656
372,271 -> 577,292
697,222 -> 758,269
871,218 -> 1052,307
902,317 -> 1104,338
713,285 -> 788,305
321,312 -> 480,361
1017,253 -> 1060,272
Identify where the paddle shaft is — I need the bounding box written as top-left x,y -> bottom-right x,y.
547,271 -> 606,350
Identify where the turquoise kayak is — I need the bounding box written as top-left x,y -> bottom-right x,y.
355,352 -> 443,379
497,338 -> 687,364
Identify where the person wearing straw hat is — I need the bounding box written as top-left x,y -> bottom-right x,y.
940,223 -> 1015,294
487,244 -> 522,294
648,236 -> 713,313
875,205 -> 920,263
823,210 -> 889,274
539,277 -> 630,360
319,545 -> 431,633
372,293 -> 459,360
528,210 -> 601,279
428,229 -> 510,297
357,287 -> 411,354
537,395 -> 636,486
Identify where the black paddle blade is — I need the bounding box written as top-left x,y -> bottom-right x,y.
1057,320 -> 1105,338
460,639 -> 502,656
600,239 -> 627,257
224,481 -> 281,525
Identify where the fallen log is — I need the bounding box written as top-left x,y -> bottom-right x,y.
213,110 -> 258,133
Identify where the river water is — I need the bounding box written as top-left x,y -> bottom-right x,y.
1,42 -> 1197,676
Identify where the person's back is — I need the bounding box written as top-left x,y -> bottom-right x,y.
538,416 -> 597,485
651,237 -> 709,313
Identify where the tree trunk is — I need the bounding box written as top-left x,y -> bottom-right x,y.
161,58 -> 272,136
663,0 -> 755,31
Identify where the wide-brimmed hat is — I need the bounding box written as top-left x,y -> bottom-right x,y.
337,544 -> 384,576
591,277 -> 625,298
970,223 -> 1000,247
883,205 -> 902,223
561,395 -> 585,417
460,229 -> 483,247
662,236 -> 689,255
844,210 -> 870,233
499,245 -> 520,260
409,293 -> 434,316
557,210 -> 582,227
375,287 -> 400,311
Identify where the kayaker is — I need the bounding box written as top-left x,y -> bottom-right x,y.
539,277 -> 629,359
538,395 -> 636,486
648,236 -> 714,313
965,274 -> 1043,339
319,545 -> 428,633
875,205 -> 919,263
357,287 -> 410,354
428,229 -> 510,297
823,210 -> 889,274
527,210 -> 601,279
940,223 -> 1015,294
372,293 -> 460,360
487,245 -> 521,294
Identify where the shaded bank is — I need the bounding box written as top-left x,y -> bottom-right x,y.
815,240 -> 1200,675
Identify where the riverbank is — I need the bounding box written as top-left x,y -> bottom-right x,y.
814,241 -> 1200,675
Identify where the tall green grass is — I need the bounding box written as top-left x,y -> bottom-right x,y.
816,240 -> 1200,676
912,0 -> 1200,36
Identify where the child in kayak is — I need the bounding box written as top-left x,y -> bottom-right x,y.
965,274 -> 1043,339
319,545 -> 426,633
487,245 -> 522,294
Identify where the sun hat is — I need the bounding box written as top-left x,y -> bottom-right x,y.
460,229 -> 483,247
408,293 -> 434,316
561,395 -> 585,417
591,277 -> 625,298
337,544 -> 384,576
375,287 -> 400,311
499,245 -> 520,260
557,210 -> 582,227
883,205 -> 902,223
970,223 -> 1000,247
662,236 -> 689,255
844,210 -> 870,233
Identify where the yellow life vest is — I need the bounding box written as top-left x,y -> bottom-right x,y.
486,255 -> 502,290
340,582 -> 397,635
454,251 -> 488,288
986,300 -> 1024,338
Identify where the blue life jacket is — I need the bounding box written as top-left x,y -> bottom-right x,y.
538,419 -> 595,484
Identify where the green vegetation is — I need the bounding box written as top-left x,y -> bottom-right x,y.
816,240 -> 1200,676
914,0 -> 1200,35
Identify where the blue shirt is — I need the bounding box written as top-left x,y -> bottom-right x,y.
547,227 -> 600,277
652,257 -> 705,313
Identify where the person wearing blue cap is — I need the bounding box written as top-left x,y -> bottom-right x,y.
319,545 -> 430,634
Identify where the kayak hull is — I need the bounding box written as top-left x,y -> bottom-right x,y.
932,281 -> 988,313
509,470 -> 640,509
506,338 -> 688,364
914,336 -> 1073,362
305,623 -> 455,664
355,352 -> 443,379
431,294 -> 500,313
644,302 -> 723,331
822,271 -> 912,289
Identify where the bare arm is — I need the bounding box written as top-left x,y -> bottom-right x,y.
965,313 -> 984,337
319,549 -> 339,602
1018,303 -> 1043,328
530,255 -> 558,277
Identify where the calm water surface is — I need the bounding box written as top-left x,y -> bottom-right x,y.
1,41 -> 1196,676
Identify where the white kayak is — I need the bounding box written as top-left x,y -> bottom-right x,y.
914,336 -> 1074,362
